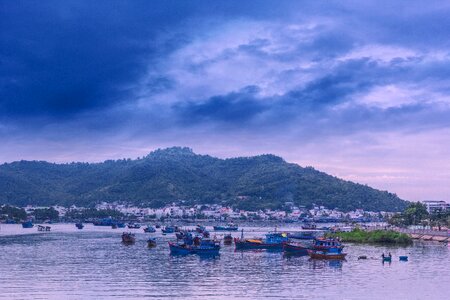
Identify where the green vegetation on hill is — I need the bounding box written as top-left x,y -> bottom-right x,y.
0,147 -> 408,211
327,229 -> 412,244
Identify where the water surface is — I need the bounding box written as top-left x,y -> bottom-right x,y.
0,224 -> 448,299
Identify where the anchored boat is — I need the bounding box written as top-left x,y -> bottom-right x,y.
169,238 -> 220,255
22,220 -> 34,228
213,223 -> 238,231
143,225 -> 156,233
283,242 -> 309,255
235,232 -> 289,250
307,248 -> 347,260
121,232 -> 136,244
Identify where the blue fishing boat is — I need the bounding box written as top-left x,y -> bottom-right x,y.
312,238 -> 344,251
235,232 -> 289,250
75,223 -> 84,229
143,225 -> 156,233
213,223 -> 238,231
169,238 -> 220,255
162,226 -> 175,234
22,220 -> 34,228
399,256 -> 408,261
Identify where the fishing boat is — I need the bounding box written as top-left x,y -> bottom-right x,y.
121,232 -> 136,244
288,231 -> 316,240
22,220 -> 34,228
235,232 -> 289,250
147,237 -> 157,248
213,223 -> 238,231
283,242 -> 309,254
111,224 -> 118,229
223,234 -> 233,245
117,222 -> 126,228
127,223 -> 141,229
37,225 -> 51,232
301,223 -> 317,230
312,238 -> 344,251
168,238 -> 220,255
75,223 -> 84,229
162,226 -> 176,234
307,248 -> 347,260
143,225 -> 156,233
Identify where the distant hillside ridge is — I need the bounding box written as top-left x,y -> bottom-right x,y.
0,147 -> 408,211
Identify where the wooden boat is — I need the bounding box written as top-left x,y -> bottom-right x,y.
22,220 -> 34,228
307,249 -> 347,260
169,239 -> 220,255
75,223 -> 84,229
235,232 -> 289,250
147,237 -> 157,248
213,223 -> 238,231
121,232 -> 136,244
382,256 -> 392,262
283,242 -> 309,254
223,234 -> 233,245
143,225 -> 156,233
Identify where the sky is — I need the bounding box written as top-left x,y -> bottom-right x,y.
1,0 -> 450,202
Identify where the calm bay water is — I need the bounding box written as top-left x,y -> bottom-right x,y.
0,224 -> 449,300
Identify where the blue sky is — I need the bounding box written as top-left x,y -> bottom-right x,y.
1,0 -> 450,202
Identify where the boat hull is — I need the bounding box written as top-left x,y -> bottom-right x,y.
234,239 -> 283,250
307,250 -> 347,260
214,226 -> 238,231
283,243 -> 309,254
169,242 -> 220,255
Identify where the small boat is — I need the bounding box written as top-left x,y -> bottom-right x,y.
127,223 -> 141,229
223,234 -> 233,245
169,238 -> 220,255
283,242 -> 309,255
302,223 -> 317,230
22,220 -> 34,228
75,223 -> 84,229
121,232 -> 136,244
143,225 -> 156,233
162,226 -> 175,234
312,238 -> 344,251
147,237 -> 157,248
155,224 -> 161,229
288,231 -> 316,240
235,232 -> 289,250
307,248 -> 347,260
399,256 -> 408,261
37,225 -> 51,232
111,224 -> 118,229
213,223 -> 238,231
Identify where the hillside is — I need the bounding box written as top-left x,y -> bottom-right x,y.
0,147 -> 408,211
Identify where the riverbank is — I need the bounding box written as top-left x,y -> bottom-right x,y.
327,229 -> 413,244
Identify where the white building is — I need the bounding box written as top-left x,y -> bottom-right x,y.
422,200 -> 449,213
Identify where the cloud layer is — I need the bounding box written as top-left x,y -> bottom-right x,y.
1,0 -> 450,201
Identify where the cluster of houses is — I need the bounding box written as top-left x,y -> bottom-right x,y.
56,201 -> 389,222
5,200 -> 447,223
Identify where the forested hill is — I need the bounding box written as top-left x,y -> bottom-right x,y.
0,147 -> 408,211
